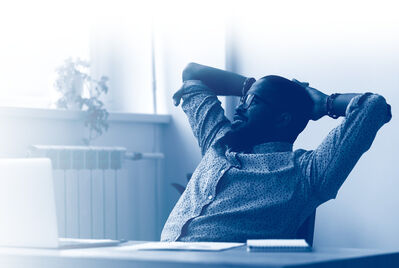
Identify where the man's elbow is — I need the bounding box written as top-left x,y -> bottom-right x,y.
368,94 -> 392,124
182,62 -> 200,82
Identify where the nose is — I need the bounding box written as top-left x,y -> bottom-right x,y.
235,103 -> 245,114
234,104 -> 247,119
236,97 -> 247,111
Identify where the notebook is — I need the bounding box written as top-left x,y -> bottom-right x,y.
246,239 -> 312,252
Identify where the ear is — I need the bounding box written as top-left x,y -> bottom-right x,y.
275,112 -> 292,128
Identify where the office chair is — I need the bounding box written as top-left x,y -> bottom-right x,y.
296,211 -> 316,246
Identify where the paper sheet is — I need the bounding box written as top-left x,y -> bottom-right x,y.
118,241 -> 245,251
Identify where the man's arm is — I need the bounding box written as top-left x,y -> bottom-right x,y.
298,85 -> 392,202
173,63 -> 252,155
173,63 -> 251,106
302,83 -> 366,121
182,62 -> 247,96
292,79 -> 391,121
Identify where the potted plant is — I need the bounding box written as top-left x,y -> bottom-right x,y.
54,58 -> 110,145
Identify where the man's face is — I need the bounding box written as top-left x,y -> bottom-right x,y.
231,80 -> 281,141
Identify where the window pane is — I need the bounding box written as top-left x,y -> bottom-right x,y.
0,1 -> 90,108
89,7 -> 154,113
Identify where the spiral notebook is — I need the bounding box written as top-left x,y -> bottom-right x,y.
246,239 -> 312,252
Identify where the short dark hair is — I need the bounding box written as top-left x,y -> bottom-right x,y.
257,75 -> 313,141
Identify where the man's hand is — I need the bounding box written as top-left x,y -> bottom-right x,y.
172,86 -> 184,106
305,86 -> 328,120
292,79 -> 328,121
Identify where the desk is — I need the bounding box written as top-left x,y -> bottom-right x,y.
1,241 -> 399,268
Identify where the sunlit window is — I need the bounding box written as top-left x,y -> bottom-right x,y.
0,0 -> 155,113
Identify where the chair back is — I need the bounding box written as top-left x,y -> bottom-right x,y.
296,211 -> 316,246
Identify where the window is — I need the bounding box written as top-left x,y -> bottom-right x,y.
0,0 -> 155,113
0,1 -> 90,108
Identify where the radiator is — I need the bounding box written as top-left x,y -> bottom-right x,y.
28,145 -> 163,240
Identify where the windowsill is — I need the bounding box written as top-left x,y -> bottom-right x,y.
0,106 -> 171,124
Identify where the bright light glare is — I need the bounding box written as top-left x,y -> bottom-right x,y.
0,1 -> 92,107
0,0 -> 230,109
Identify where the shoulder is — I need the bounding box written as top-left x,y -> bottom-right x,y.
293,148 -> 312,158
292,148 -> 314,167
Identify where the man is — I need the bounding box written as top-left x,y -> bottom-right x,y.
161,62 -> 392,242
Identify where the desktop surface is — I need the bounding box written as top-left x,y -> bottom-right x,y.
1,241 -> 399,268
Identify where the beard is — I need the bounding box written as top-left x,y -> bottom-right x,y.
222,120 -> 275,153
220,127 -> 255,153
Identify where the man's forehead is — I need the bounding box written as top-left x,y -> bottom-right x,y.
247,79 -> 280,100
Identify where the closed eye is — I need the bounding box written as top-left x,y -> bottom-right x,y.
252,96 -> 264,105
254,95 -> 274,107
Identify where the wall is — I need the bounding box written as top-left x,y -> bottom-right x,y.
228,0 -> 399,249
152,2 -> 227,233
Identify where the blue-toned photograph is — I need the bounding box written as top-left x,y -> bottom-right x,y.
0,0 -> 397,267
